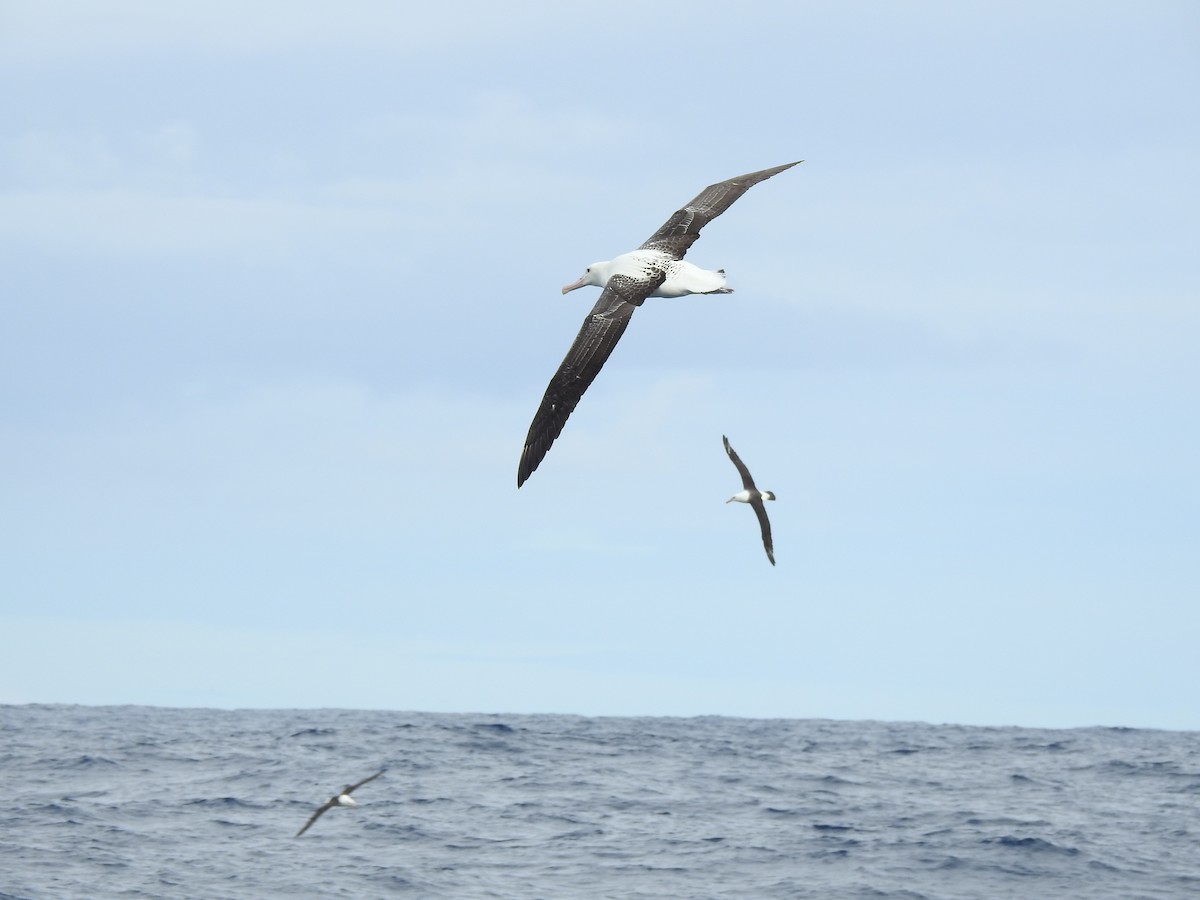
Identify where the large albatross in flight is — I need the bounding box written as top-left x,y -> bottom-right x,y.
723,435 -> 776,566
517,160 -> 802,487
295,769 -> 385,837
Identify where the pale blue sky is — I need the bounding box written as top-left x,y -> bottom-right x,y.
2,1 -> 1197,728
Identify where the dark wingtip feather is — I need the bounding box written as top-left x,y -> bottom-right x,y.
517,449 -> 536,488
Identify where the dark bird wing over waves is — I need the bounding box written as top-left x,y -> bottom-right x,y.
295,798 -> 336,838
342,770 -> 385,794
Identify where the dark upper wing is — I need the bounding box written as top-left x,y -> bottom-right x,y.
295,799 -> 335,837
752,499 -> 776,566
518,273 -> 663,487
722,435 -> 757,491
345,770 -> 385,795
639,160 -> 802,260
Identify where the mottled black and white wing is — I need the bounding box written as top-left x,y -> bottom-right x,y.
518,273 -> 663,487
639,161 -> 802,260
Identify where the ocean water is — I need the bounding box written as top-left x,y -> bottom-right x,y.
1,706 -> 1197,899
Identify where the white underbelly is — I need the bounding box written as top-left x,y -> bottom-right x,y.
652,261 -> 727,297
607,251 -> 728,298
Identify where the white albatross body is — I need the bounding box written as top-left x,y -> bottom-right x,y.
517,161 -> 802,487
727,488 -> 775,504
562,250 -> 732,299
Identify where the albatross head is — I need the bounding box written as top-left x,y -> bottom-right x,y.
562,262 -> 610,294
336,794 -> 358,807
763,491 -> 776,501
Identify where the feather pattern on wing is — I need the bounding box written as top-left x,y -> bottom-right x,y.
639,161 -> 802,259
518,273 -> 662,486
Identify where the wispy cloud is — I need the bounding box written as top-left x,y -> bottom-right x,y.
355,90 -> 629,157
0,90 -> 631,257
0,187 -> 403,257
0,0 -> 676,64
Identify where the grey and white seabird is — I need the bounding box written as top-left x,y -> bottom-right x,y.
294,769 -> 385,837
517,161 -> 802,487
723,435 -> 776,566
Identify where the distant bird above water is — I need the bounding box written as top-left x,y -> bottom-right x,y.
295,769 -> 385,837
517,161 -> 802,487
723,435 -> 776,566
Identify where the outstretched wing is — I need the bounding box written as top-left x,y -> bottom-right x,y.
344,769 -> 385,795
639,160 -> 802,260
295,799 -> 335,837
518,273 -> 663,487
752,499 -> 776,566
722,435 -> 757,491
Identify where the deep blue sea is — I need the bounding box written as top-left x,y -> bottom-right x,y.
2,705 -> 1197,899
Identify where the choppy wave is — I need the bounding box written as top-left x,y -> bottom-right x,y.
2,705 -> 1198,898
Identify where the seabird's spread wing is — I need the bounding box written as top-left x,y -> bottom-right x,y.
723,435 -> 757,491
752,499 -> 776,566
295,798 -> 336,837
518,273 -> 663,487
639,161 -> 802,260
344,770 -> 385,795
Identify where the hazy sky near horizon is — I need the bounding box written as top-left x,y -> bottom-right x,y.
2,1 -> 1198,729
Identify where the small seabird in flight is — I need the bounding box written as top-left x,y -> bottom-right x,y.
295,769 -> 385,837
723,435 -> 776,566
517,161 -> 802,487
